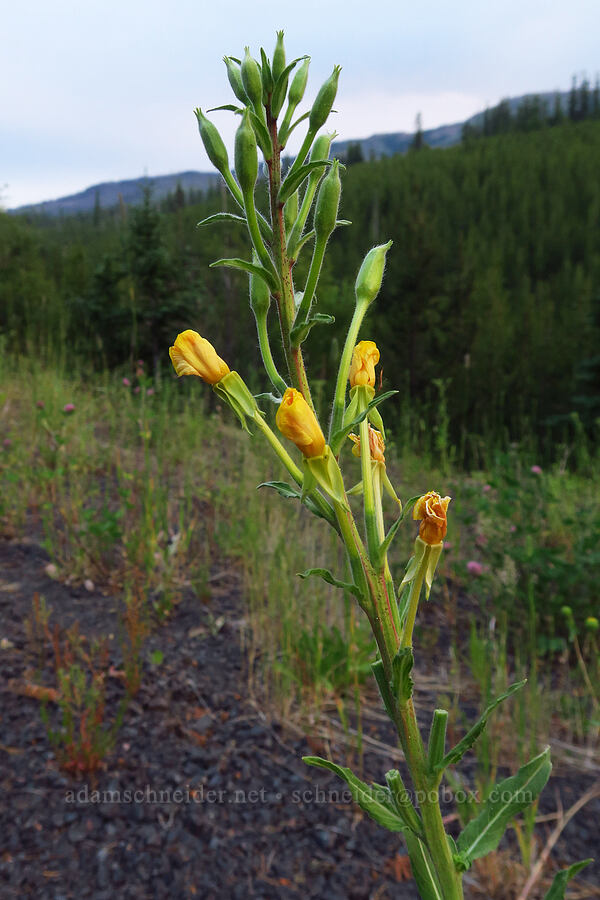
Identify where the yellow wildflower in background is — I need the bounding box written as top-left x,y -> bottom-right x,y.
276,388 -> 326,458
169,330 -> 230,384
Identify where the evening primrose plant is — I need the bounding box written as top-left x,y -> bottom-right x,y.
169,33 -> 590,899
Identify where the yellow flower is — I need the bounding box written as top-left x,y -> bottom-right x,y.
169,330 -> 230,384
413,491 -> 451,545
276,388 -> 326,458
349,426 -> 385,463
348,340 -> 380,388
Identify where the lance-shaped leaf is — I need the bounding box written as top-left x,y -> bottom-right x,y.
298,567 -> 361,599
404,831 -> 444,900
197,212 -> 248,228
279,109 -> 310,145
248,109 -> 273,160
543,859 -> 592,900
278,160 -> 331,205
434,680 -> 527,774
207,103 -> 244,113
379,495 -> 421,559
290,313 -> 335,347
330,390 -> 398,455
371,659 -> 395,719
257,481 -> 335,526
271,55 -> 309,118
454,747 -> 552,870
210,258 -> 279,293
303,757 -> 406,832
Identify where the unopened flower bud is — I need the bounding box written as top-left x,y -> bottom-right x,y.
195,109 -> 230,177
314,159 -> 341,241
169,330 -> 230,384
224,56 -> 249,105
310,132 -> 335,163
249,263 -> 271,318
309,65 -> 341,133
355,240 -> 393,307
234,108 -> 258,196
272,30 -> 286,82
284,191 -> 299,234
585,616 -> 599,633
276,388 -> 325,458
413,491 -> 451,545
349,340 -> 380,388
288,58 -> 310,107
241,47 -> 263,109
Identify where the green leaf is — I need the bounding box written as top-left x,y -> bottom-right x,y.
455,747 -> 552,870
330,390 -> 398,454
280,109 -> 310,143
207,103 -> 244,113
543,859 -> 592,899
379,495 -> 421,558
403,831 -> 444,900
257,481 -> 333,525
278,160 -> 331,205
290,312 -> 335,346
303,756 -> 406,832
435,680 -> 527,773
298,567 -> 360,599
391,647 -> 414,704
248,109 -> 273,160
371,659 -> 395,719
210,258 -> 279,293
196,212 -> 247,227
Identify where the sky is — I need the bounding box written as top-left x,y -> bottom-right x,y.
2,0 -> 599,209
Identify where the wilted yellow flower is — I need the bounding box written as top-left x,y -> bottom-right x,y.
348,340 -> 380,388
276,388 -> 326,458
169,330 -> 230,384
349,426 -> 385,463
413,491 -> 451,545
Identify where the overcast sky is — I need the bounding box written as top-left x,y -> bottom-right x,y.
2,0 -> 599,209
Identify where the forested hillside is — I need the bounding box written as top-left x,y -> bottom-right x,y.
2,118 -> 599,461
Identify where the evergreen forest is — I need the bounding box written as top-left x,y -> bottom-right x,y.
2,116 -> 600,464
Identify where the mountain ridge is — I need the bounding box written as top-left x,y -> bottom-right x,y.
9,90 -> 569,217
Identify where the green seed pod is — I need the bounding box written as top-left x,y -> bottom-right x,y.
288,58 -> 310,107
284,190 -> 299,235
355,240 -> 393,307
309,65 -> 341,133
560,605 -> 573,619
241,47 -> 263,110
260,48 -> 273,101
272,31 -> 286,82
194,108 -> 229,177
234,108 -> 258,196
585,616 -> 599,633
224,57 -> 249,105
250,256 -> 271,318
314,159 -> 341,241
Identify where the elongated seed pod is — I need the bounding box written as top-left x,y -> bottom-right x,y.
309,66 -> 341,133
314,159 -> 341,241
234,108 -> 258,196
241,47 -> 263,110
195,109 -> 229,176
283,190 -> 299,234
224,57 -> 249,105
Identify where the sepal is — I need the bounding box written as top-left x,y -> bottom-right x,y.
213,371 -> 259,432
303,446 -> 348,509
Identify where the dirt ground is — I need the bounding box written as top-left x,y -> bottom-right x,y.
0,536 -> 598,899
